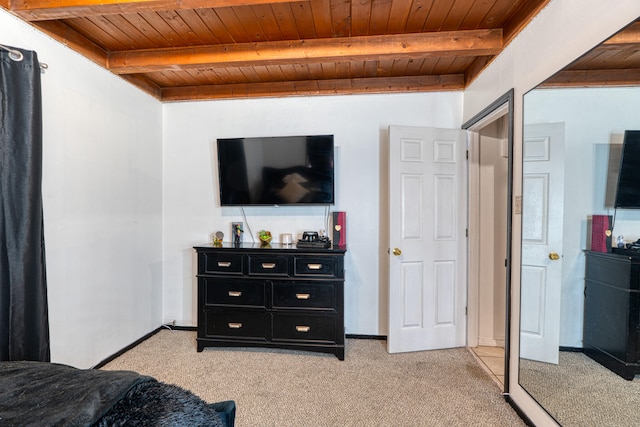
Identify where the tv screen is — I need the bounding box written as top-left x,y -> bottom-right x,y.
615,130 -> 640,209
217,135 -> 334,206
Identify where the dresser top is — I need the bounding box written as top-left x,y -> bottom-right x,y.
194,242 -> 347,254
586,249 -> 640,261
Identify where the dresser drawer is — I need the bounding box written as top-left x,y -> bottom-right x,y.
272,281 -> 336,309
204,309 -> 267,340
200,252 -> 244,275
272,313 -> 336,342
248,255 -> 289,276
294,256 -> 339,277
203,278 -> 265,307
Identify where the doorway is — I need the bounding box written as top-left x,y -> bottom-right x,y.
463,90 -> 514,391
384,91 -> 514,391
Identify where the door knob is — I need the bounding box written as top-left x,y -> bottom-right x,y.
548,252 -> 560,261
393,248 -> 402,256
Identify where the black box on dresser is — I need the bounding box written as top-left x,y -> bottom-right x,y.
194,242 -> 347,360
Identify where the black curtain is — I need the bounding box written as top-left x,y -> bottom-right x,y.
0,46 -> 50,361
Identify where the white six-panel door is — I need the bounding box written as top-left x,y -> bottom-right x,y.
520,123 -> 565,364
388,125 -> 467,353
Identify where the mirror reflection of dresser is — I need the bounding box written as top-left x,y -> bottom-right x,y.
584,250 -> 640,380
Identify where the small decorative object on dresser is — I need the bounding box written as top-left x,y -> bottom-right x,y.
258,230 -> 272,245
281,233 -> 293,245
232,222 -> 243,246
589,214 -> 612,252
213,231 -> 224,247
193,242 -> 346,360
332,211 -> 347,247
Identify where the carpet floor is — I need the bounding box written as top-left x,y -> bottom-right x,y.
101,330 -> 525,426
520,351 -> 640,427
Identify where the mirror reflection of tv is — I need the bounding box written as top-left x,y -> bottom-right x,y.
615,130 -> 640,209
217,135 -> 335,206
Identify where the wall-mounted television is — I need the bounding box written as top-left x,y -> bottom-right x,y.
217,135 -> 335,206
615,130 -> 640,209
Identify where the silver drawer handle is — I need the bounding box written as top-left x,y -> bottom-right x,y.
296,293 -> 310,300
228,291 -> 242,297
217,261 -> 232,268
261,262 -> 276,269
228,322 -> 242,329
307,263 -> 322,270
296,325 -> 310,333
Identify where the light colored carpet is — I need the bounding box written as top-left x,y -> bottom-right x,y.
102,330 -> 525,426
520,352 -> 640,427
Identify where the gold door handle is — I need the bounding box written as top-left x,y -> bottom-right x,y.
296,325 -> 310,333
393,248 -> 402,256
549,252 -> 560,261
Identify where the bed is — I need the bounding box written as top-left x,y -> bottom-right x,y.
0,361 -> 235,426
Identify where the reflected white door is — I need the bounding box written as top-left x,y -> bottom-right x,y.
520,123 -> 565,364
388,125 -> 467,353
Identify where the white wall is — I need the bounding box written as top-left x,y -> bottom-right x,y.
524,87 -> 640,347
162,93 -> 463,334
0,10 -> 164,368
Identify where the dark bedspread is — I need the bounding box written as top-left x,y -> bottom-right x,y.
0,361 -> 234,427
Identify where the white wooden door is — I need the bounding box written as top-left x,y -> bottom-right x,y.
520,123 -> 565,364
388,125 -> 467,353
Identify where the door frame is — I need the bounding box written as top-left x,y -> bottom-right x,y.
462,89 -> 515,394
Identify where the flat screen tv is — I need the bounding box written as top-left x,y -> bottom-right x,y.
217,135 -> 334,206
615,130 -> 640,209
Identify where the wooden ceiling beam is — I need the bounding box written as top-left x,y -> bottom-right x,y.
603,22 -> 640,45
464,55 -> 493,86
583,22 -> 640,56
7,0 -> 297,21
109,29 -> 503,74
160,74 -> 466,102
31,20 -> 109,68
539,68 -> 640,88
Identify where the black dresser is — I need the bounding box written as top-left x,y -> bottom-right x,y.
194,242 -> 346,360
584,250 -> 640,379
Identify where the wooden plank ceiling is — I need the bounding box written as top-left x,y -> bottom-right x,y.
541,19 -> 640,89
1,0 -> 555,102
